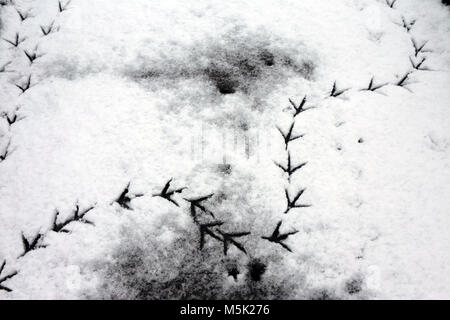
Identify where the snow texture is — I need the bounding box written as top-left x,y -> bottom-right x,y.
0,0 -> 449,299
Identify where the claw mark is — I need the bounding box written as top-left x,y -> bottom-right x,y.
3,33 -> 25,47
395,72 -> 411,88
72,203 -> 95,226
52,203 -> 95,233
0,260 -> 18,292
153,178 -> 186,207
289,96 -> 313,117
24,50 -> 37,64
2,108 -> 24,127
262,221 -> 298,252
20,232 -> 45,257
52,210 -> 70,233
15,75 -> 32,94
15,8 -> 30,22
364,77 -> 387,92
0,61 -> 12,73
411,38 -> 428,57
409,56 -> 426,70
401,16 -> 415,32
277,121 -> 304,150
114,182 -> 144,210
217,229 -> 251,256
284,188 -> 311,214
40,21 -> 54,36
330,81 -> 349,98
0,140 -> 12,162
385,0 -> 397,8
198,221 -> 224,250
274,151 -> 307,180
183,193 -> 215,221
58,0 -> 71,12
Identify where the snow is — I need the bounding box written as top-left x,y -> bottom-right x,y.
0,0 -> 449,299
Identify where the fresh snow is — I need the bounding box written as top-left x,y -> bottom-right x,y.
0,0 -> 449,299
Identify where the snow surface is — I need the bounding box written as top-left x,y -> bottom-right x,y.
0,0 -> 449,299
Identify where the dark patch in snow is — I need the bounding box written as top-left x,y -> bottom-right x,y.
127,29 -> 315,102
89,234 -> 292,299
204,44 -> 314,95
86,227 -> 291,299
345,277 -> 364,295
259,49 -> 275,66
202,44 -> 309,95
120,29 -> 317,133
238,121 -> 250,132
206,67 -> 238,94
87,230 -> 224,299
217,163 -> 232,175
247,258 -> 267,282
226,260 -> 240,281
214,190 -> 228,204
309,289 -> 339,300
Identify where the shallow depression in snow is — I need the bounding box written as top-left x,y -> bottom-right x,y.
123,26 -> 316,128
